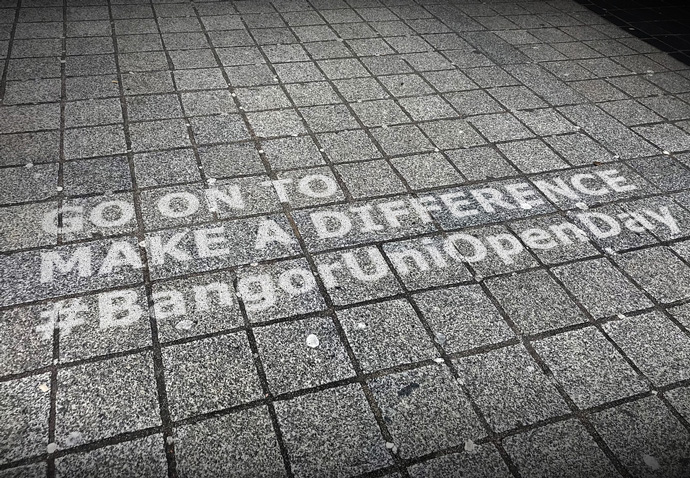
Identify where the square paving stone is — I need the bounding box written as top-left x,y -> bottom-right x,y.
174,407 -> 286,478
336,159 -> 407,199
3,78 -> 61,105
628,156 -> 690,193
284,82 -> 341,107
514,108 -> 576,136
418,119 -> 485,150
397,95 -> 457,121
371,124 -> 435,156
390,153 -> 464,190
134,148 -> 201,187
414,285 -> 514,354
66,76 -> 120,101
317,130 -> 381,163
0,303 -> 53,376
274,61 -> 324,83
0,374 -> 50,465
198,142 -> 264,178
669,302 -> 690,330
454,345 -> 570,433
63,125 -> 128,160
129,119 -> 192,152
498,139 -> 568,174
314,247 -> 402,306
486,269 -> 587,335
64,98 -> 123,128
236,86 -> 292,111
544,133 -> 612,166
632,124 -> 690,153
444,90 -> 504,116
119,51 -> 168,72
422,70 -> 477,93
351,99 -> 410,128
333,77 -> 389,102
408,445 -> 511,478
447,146 -> 517,181
469,113 -> 535,143
369,365 -> 484,459
0,131 -> 60,167
603,311 -> 690,386
191,114 -> 249,144
63,156 -> 132,196
7,57 -> 61,82
55,434 -> 168,477
615,247 -> 690,303
503,420 -> 619,478
338,299 -> 437,372
126,94 -> 184,122
262,136 -> 324,170
591,397 -> 690,478
362,55 -> 413,76
225,64 -> 275,87
248,109 -> 306,138
56,353 -> 159,447
152,270 -> 242,343
301,104 -> 360,133
162,333 -> 263,420
275,384 -> 392,478
379,74 -> 434,98
254,315 -> 354,395
489,86 -> 549,111
181,90 -> 236,117
552,258 -> 652,318
0,202 -> 58,252
600,100 -> 664,127
534,326 -> 648,408
121,71 -> 175,95
169,49 -> 218,70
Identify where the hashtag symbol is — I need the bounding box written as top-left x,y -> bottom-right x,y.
35,299 -> 88,340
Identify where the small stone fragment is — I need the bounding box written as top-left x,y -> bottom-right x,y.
306,334 -> 320,348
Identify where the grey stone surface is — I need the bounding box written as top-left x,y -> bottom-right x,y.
162,333 -> 262,420
615,247 -> 690,302
534,327 -> 648,408
603,311 -> 690,386
55,435 -> 168,478
503,420 -> 620,478
275,384 -> 392,478
254,315 -> 354,395
408,445 -> 512,478
553,258 -> 653,318
3,0 -> 690,474
338,299 -> 437,372
414,285 -> 514,354
486,269 -> 587,335
455,345 -> 570,432
56,353 -> 159,447
174,407 -> 286,478
0,374 -> 51,464
369,365 -> 484,458
591,397 -> 690,478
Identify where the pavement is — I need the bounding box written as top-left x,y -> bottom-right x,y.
1,0 -> 690,476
